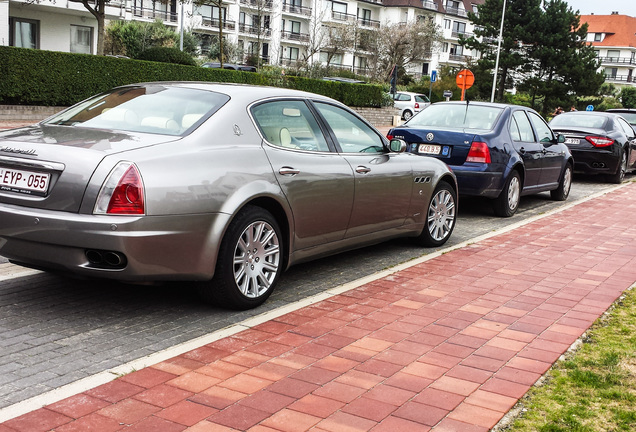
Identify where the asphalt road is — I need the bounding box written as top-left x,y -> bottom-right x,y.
0,174 -> 625,411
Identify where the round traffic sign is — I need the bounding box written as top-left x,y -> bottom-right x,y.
456,69 -> 475,90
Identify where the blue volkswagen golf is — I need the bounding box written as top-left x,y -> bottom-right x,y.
387,102 -> 573,217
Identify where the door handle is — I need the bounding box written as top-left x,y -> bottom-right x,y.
279,166 -> 299,176
356,166 -> 371,174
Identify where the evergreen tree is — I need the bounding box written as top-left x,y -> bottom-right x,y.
520,0 -> 604,115
461,0 -> 542,101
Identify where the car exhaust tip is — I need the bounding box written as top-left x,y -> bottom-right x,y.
85,249 -> 127,269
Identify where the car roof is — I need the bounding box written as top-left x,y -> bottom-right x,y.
434,101 -> 523,110
606,108 -> 636,113
112,81 -> 341,105
556,111 -> 621,118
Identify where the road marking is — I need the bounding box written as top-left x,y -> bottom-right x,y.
0,184 -> 627,423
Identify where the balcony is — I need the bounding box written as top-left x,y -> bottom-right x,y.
422,0 -> 437,11
281,4 -> 312,16
605,74 -> 635,83
239,24 -> 272,37
599,56 -> 636,65
445,6 -> 468,17
331,11 -> 357,22
452,31 -> 473,39
449,54 -> 468,62
358,18 -> 380,28
200,17 -> 236,31
281,31 -> 310,43
132,7 -> 177,23
239,0 -> 273,9
280,58 -> 300,67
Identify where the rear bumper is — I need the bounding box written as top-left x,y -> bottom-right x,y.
451,165 -> 504,198
569,148 -> 621,175
0,203 -> 230,281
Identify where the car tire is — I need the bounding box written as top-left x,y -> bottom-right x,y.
416,181 -> 457,247
493,170 -> 521,217
550,163 -> 572,201
608,148 -> 627,184
403,110 -> 413,121
197,206 -> 283,310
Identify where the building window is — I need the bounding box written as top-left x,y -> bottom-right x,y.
594,33 -> 602,41
452,21 -> 466,35
291,21 -> 300,34
605,67 -> 617,78
442,42 -> 449,52
70,25 -> 93,54
9,18 -> 39,49
444,19 -> 451,29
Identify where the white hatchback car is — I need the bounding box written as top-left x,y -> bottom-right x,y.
392,92 -> 431,121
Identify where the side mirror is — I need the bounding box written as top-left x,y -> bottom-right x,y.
556,133 -> 565,144
389,138 -> 408,153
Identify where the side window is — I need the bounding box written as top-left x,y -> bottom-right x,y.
314,102 -> 385,153
251,100 -> 330,152
511,111 -> 535,142
527,111 -> 554,143
617,118 -> 635,138
510,117 -> 522,142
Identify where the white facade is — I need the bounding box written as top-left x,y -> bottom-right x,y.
2,0 -> 482,78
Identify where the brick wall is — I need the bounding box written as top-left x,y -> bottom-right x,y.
352,106 -> 403,127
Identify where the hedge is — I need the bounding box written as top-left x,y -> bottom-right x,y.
0,46 -> 384,108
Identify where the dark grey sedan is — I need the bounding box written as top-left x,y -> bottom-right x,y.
0,82 -> 457,309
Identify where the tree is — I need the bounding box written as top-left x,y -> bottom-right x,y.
620,87 -> 636,108
319,24 -> 357,68
520,0 -> 604,115
376,19 -> 441,83
462,0 -> 543,101
193,0 -> 228,64
105,20 -> 190,59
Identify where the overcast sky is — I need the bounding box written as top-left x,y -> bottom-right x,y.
561,0 -> 636,17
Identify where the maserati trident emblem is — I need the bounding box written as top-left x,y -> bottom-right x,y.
426,133 -> 435,142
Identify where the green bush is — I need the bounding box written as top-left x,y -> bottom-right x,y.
0,46 -> 384,107
137,46 -> 197,66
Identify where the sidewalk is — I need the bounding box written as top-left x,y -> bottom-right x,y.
1,183 -> 636,431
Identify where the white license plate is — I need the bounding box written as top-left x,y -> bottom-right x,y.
418,144 -> 442,155
564,138 -> 580,145
0,167 -> 50,196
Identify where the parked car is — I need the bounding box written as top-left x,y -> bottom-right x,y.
392,91 -> 431,121
387,102 -> 573,217
549,111 -> 636,183
202,62 -> 257,72
606,108 -> 636,134
0,82 -> 457,309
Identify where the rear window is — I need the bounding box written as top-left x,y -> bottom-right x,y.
407,104 -> 503,130
617,112 -> 636,125
44,86 -> 229,136
550,114 -> 607,129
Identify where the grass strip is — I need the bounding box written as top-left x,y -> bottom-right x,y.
503,287 -> 636,432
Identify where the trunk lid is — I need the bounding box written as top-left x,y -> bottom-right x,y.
392,127 -> 480,165
0,125 -> 176,212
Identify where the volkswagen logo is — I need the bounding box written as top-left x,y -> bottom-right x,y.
426,133 -> 435,142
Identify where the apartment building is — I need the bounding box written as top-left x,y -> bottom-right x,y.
580,13 -> 636,87
1,0 -> 484,78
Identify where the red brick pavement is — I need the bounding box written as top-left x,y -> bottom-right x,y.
2,183 -> 636,431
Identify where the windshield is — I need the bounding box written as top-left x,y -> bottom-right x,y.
407,104 -> 503,130
44,86 -> 230,136
550,114 -> 608,129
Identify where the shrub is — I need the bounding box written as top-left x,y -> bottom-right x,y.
137,47 -> 197,66
0,46 -> 385,108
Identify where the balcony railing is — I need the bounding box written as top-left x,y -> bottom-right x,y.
422,0 -> 437,11
132,7 -> 178,23
331,11 -> 357,22
282,4 -> 312,16
449,54 -> 468,62
599,56 -> 636,65
281,31 -> 310,43
200,17 -> 236,31
358,18 -> 380,28
445,6 -> 468,17
280,58 -> 300,67
605,74 -> 635,83
239,0 -> 273,9
239,24 -> 272,37
452,31 -> 473,39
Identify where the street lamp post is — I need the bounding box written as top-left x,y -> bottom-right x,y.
490,0 -> 507,102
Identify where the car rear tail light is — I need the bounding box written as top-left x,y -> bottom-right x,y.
466,141 -> 491,163
94,162 -> 145,215
415,102 -> 420,109
585,136 -> 614,147
386,134 -> 394,140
